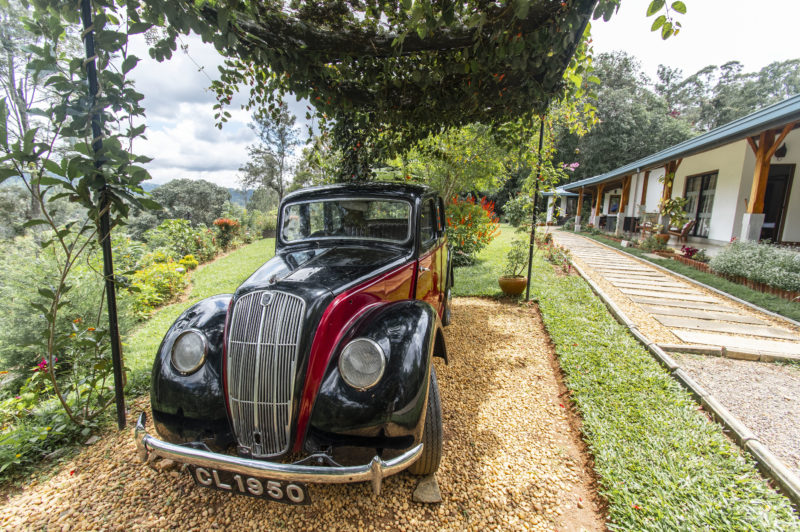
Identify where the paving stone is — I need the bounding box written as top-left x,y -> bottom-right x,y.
610,282 -> 697,294
618,288 -> 719,302
655,315 -> 799,340
630,297 -> 734,312
603,277 -> 684,287
640,305 -> 767,325
672,330 -> 800,355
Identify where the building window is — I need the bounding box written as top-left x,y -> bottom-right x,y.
684,172 -> 717,238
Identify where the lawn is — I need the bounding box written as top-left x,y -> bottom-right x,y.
579,232 -> 800,322
452,223 -> 528,297
529,253 -> 800,529
125,239 -> 275,392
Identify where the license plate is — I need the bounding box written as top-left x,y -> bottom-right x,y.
188,466 -> 310,505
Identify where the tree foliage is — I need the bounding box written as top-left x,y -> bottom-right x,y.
656,58 -> 800,131
555,51 -> 693,181
239,102 -> 301,202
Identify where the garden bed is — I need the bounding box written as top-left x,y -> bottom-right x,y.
529,254 -> 800,529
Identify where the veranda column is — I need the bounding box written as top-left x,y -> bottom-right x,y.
590,183 -> 605,227
545,196 -> 555,223
658,160 -> 682,232
574,187 -> 583,231
616,175 -> 631,236
741,124 -> 794,241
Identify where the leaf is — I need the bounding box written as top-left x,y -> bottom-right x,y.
671,1 -> 687,14
0,97 -> 7,149
37,176 -> 66,186
23,219 -> 50,228
38,287 -> 55,299
646,0 -> 665,17
650,15 -> 666,31
0,168 -> 19,183
514,0 -> 530,20
661,21 -> 673,39
401,0 -> 412,10
121,55 -> 139,75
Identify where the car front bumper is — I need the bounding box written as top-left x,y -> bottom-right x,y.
134,413 -> 422,495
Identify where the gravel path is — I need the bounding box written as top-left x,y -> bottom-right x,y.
1,298 -> 603,531
674,354 -> 800,477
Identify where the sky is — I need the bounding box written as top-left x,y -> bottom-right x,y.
130,0 -> 800,189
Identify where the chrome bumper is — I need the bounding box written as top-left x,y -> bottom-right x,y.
134,413 -> 422,495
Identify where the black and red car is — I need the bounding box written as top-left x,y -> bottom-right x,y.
135,183 -> 452,504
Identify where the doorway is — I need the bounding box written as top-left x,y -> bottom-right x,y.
760,164 -> 795,243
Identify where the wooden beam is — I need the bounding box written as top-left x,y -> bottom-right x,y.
640,170 -> 650,206
620,175 -> 632,212
593,183 -> 605,218
747,136 -> 758,155
766,122 -> 795,160
576,187 -> 583,217
747,129 -> 776,214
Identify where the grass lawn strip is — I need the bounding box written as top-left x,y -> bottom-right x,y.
528,255 -> 800,530
125,239 -> 274,392
579,232 -> 800,323
451,223 -> 527,297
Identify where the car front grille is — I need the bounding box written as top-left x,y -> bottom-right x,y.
226,290 -> 305,457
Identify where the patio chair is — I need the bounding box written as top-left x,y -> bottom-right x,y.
668,219 -> 696,243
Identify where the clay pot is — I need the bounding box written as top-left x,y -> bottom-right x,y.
498,276 -> 528,296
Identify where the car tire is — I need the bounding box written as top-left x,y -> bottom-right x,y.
409,368 -> 443,476
441,287 -> 452,326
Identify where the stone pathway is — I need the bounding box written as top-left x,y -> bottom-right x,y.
551,231 -> 800,357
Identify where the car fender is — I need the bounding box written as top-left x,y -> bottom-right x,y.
150,294 -> 233,446
308,300 -> 443,443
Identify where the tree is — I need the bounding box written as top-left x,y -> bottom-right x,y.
656,58 -> 800,132
555,51 -> 693,181
399,124 -> 511,200
239,103 -> 300,203
0,0 -> 81,217
128,178 -> 230,238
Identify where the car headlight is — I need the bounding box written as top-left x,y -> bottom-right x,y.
338,338 -> 386,390
171,330 -> 207,375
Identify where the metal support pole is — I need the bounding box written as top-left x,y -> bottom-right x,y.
80,0 -> 126,429
525,118 -> 545,301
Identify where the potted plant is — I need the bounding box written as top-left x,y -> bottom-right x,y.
498,240 -> 529,296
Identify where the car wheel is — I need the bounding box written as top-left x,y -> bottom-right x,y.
441,287 -> 452,326
409,368 -> 442,476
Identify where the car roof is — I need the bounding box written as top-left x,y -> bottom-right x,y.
282,182 -> 435,204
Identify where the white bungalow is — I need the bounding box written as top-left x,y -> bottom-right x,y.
554,95 -> 800,247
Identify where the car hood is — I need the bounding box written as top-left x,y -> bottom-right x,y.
235,244 -> 411,299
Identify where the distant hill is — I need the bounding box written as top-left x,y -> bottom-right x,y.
141,181 -> 252,207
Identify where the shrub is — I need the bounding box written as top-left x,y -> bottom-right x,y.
446,197 -> 500,266
244,209 -> 278,238
710,241 -> 800,292
503,240 -> 529,277
639,234 -> 667,252
213,218 -> 240,251
143,219 -> 220,263
562,218 -> 575,231
130,261 -> 188,319
503,194 -> 533,228
179,254 -> 199,271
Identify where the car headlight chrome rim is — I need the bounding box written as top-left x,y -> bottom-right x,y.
171,329 -> 208,375
338,338 -> 386,390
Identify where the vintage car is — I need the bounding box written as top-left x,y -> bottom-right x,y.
135,183 -> 452,504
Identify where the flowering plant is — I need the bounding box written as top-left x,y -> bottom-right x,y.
213,218 -> 241,251
446,196 -> 500,266
680,245 -> 699,259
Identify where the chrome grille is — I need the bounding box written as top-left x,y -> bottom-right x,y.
226,290 -> 305,457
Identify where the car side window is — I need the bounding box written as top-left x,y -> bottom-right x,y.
419,199 -> 436,249
437,197 -> 446,234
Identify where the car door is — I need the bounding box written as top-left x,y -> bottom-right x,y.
415,196 -> 445,315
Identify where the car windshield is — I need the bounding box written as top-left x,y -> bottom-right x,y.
281,198 -> 412,243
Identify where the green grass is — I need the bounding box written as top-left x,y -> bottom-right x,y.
452,223 -> 527,297
125,239 -> 275,392
580,232 -> 800,322
529,254 -> 800,530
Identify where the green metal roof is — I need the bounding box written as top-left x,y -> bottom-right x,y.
562,94 -> 800,191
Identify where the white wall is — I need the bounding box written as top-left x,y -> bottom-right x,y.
671,141 -> 748,242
